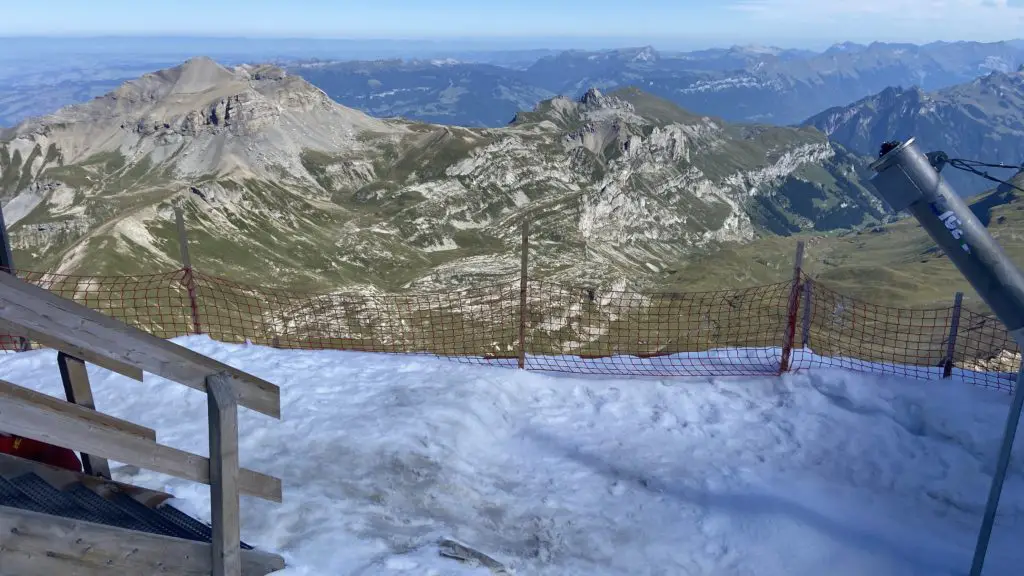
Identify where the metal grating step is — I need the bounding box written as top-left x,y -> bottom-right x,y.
0,476 -> 49,514
0,472 -> 255,550
156,502 -> 255,550
8,473 -> 108,526
65,483 -> 159,534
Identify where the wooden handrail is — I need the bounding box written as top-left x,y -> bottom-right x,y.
0,380 -> 281,502
0,318 -> 143,382
0,265 -> 284,574
0,379 -> 155,441
0,271 -> 280,418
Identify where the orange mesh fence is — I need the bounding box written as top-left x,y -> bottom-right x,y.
0,266 -> 1017,391
192,271 -> 522,360
792,275 -> 1019,392
0,269 -> 198,351
950,308 -> 1021,390
793,278 -> 955,379
522,279 -> 792,377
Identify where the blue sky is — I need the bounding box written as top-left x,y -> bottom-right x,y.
3,0 -> 1023,48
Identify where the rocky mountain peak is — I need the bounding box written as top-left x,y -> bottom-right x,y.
1,56 -> 399,192
578,88 -> 635,113
804,70 -> 1024,197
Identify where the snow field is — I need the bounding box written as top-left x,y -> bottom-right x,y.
0,335 -> 1021,575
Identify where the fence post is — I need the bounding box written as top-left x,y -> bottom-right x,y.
518,219 -> 529,370
779,240 -> 805,373
175,205 -> 203,335
206,373 -> 241,576
0,203 -> 29,351
801,278 -> 814,349
57,351 -> 112,479
943,292 -> 964,378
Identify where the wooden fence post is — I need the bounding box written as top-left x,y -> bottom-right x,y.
943,292 -> 964,378
0,204 -> 29,351
779,240 -> 805,373
801,277 -> 814,349
175,205 -> 203,335
207,373 -> 241,576
518,220 -> 529,370
57,352 -> 113,479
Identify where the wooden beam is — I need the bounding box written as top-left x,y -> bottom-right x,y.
175,204 -> 203,336
175,204 -> 194,271
779,240 -> 805,374
518,218 -> 529,370
0,270 -> 280,417
208,373 -> 242,576
0,317 -> 144,382
57,352 -> 113,479
0,505 -> 286,576
0,378 -> 155,441
0,390 -> 282,502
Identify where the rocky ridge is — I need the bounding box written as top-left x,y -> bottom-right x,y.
0,58 -> 887,293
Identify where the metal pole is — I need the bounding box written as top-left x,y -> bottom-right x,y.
0,203 -> 28,351
971,363 -> 1024,576
0,204 -> 14,274
868,138 -> 1024,576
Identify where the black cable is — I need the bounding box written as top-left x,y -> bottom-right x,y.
947,158 -> 1024,194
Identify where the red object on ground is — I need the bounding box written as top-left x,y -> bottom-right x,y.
0,433 -> 83,473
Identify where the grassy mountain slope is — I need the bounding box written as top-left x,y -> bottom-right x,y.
660,171 -> 1024,312
0,58 -> 889,294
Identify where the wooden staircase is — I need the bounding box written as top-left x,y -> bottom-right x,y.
0,269 -> 285,575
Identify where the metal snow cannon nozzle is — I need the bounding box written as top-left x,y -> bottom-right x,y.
868,137 -> 1024,336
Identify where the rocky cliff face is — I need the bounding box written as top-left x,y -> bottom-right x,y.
0,58 -> 887,292
803,69 -> 1024,196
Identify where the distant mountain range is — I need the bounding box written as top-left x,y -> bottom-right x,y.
804,66 -> 1024,196
291,41 -> 1024,127
0,58 -> 887,292
5,40 -> 1023,131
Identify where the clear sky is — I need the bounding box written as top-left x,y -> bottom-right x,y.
2,0 -> 1023,48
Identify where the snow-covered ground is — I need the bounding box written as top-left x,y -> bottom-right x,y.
1,335 -> 1023,575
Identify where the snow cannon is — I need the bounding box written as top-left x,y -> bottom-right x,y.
869,137 -> 1024,576
869,138 -> 1024,342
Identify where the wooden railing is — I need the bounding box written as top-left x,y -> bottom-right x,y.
0,269 -> 283,575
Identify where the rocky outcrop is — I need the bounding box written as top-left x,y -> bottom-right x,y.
0,59 -> 887,291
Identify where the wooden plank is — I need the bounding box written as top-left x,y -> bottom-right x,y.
0,391 -> 282,502
58,352 -> 113,479
801,278 -> 814,349
0,270 -> 280,417
175,204 -> 194,270
0,378 -> 155,441
175,204 -> 203,335
208,373 -> 242,576
944,292 -> 964,378
779,240 -> 805,373
0,317 -> 144,382
0,505 -> 286,576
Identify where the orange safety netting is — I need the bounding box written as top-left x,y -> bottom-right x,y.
0,268 -> 1018,392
